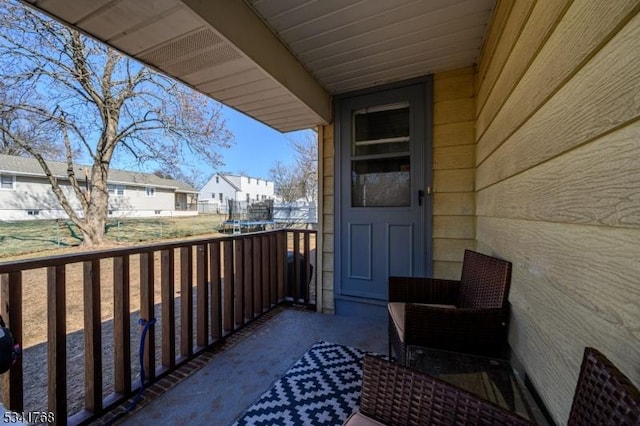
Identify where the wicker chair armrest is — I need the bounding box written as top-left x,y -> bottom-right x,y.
404,306 -> 509,353
360,355 -> 533,426
388,276 -> 460,304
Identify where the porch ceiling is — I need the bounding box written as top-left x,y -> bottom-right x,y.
22,0 -> 494,132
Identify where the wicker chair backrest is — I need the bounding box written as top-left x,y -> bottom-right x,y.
568,347 -> 640,425
458,250 -> 512,309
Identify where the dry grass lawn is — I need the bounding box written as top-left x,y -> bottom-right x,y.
0,214 -> 227,258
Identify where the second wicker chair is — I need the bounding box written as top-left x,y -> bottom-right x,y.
388,249 -> 513,363
348,347 -> 640,425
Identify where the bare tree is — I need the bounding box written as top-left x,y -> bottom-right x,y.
174,167 -> 209,191
0,1 -> 233,246
292,135 -> 318,202
270,160 -> 304,202
269,135 -> 317,202
0,85 -> 64,159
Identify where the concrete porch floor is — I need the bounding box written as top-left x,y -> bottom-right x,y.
98,306 -> 548,426
108,307 -> 388,425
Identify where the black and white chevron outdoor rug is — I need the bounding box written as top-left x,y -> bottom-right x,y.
232,341 -> 370,426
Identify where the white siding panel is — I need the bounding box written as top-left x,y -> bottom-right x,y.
0,176 -> 184,220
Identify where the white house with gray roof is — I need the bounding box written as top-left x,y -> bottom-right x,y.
199,173 -> 274,211
0,154 -> 198,220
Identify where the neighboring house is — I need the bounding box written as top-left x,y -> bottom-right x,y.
0,154 -> 198,220
199,173 -> 274,210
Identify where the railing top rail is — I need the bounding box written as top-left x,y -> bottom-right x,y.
0,228 -> 316,273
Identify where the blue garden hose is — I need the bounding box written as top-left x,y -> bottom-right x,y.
126,317 -> 157,410
104,317 -> 156,425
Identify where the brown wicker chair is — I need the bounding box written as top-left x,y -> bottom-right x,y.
388,249 -> 512,363
354,354 -> 533,426
568,347 -> 640,425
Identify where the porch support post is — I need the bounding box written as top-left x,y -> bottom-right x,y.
316,125 -> 325,313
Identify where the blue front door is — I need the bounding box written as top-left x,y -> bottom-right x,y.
337,82 -> 431,310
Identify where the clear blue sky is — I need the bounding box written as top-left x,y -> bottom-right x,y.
216,106 -> 316,180
118,103 -> 316,187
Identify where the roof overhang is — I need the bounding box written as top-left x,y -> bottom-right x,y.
21,0 -> 495,132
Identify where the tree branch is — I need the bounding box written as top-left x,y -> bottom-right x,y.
60,116 -> 89,212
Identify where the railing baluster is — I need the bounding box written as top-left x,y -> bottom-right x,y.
277,231 -> 286,301
253,236 -> 262,314
83,260 -> 102,414
113,256 -> 131,395
223,241 -> 234,334
234,239 -> 244,327
293,231 -> 300,302
209,242 -> 222,341
180,247 -> 193,358
261,236 -> 269,310
269,234 -> 277,307
196,245 -> 208,348
304,232 -> 311,305
140,252 -> 156,381
243,238 -> 253,321
0,272 -> 23,411
47,265 -> 66,423
161,250 -> 175,370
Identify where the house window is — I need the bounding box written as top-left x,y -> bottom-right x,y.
145,187 -> 156,197
219,193 -> 223,202
246,193 -> 250,202
108,184 -> 125,196
27,209 -> 39,216
216,176 -> 219,184
154,210 -> 161,215
0,174 -> 15,190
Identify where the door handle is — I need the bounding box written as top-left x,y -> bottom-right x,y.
418,190 -> 425,206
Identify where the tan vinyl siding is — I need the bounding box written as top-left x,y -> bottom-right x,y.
319,123 -> 335,313
475,1 -> 640,423
432,67 -> 477,279
475,0 -> 535,117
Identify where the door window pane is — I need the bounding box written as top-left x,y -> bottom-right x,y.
351,103 -> 410,207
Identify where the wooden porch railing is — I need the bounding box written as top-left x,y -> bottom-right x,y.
0,229 -> 316,425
